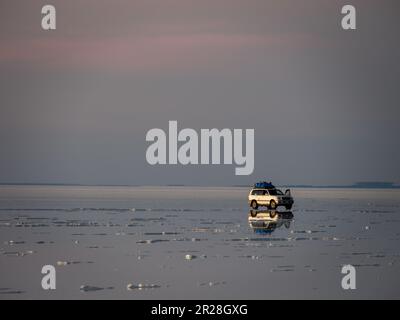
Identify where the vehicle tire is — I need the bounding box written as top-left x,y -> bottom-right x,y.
251,201 -> 258,210
250,210 -> 257,218
269,200 -> 277,210
285,205 -> 292,210
270,210 -> 277,218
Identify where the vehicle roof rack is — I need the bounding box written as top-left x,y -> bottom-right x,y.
254,181 -> 275,189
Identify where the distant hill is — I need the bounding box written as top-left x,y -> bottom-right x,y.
234,181 -> 400,189
283,182 -> 400,189
350,182 -> 397,189
0,181 -> 399,189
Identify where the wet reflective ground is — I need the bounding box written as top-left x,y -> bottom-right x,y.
0,186 -> 399,299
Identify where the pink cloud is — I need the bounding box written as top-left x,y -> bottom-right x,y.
0,33 -> 317,72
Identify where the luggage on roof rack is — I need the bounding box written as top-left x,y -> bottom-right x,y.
254,181 -> 275,189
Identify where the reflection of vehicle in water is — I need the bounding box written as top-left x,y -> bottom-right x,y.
248,211 -> 293,235
248,181 -> 294,210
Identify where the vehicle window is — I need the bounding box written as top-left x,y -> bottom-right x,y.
252,190 -> 265,195
276,189 -> 283,195
268,189 -> 278,195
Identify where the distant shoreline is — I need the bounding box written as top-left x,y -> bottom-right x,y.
0,183 -> 399,189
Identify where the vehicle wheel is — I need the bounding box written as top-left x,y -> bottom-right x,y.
251,201 -> 258,210
269,200 -> 277,210
270,211 -> 277,218
285,205 -> 292,210
250,210 -> 257,218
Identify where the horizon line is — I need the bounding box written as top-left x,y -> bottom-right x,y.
0,182 -> 399,189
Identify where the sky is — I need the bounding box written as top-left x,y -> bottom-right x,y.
0,0 -> 399,186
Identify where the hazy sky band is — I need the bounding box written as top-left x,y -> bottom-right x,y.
0,0 -> 399,185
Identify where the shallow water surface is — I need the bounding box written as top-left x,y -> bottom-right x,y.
0,186 -> 399,299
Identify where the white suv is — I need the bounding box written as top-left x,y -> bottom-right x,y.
248,187 -> 293,210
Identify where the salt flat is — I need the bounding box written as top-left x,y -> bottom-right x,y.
0,186 -> 399,299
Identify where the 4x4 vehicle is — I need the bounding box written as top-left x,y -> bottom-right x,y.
248,182 -> 294,210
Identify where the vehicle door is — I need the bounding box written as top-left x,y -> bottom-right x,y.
252,190 -> 263,204
259,189 -> 269,205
